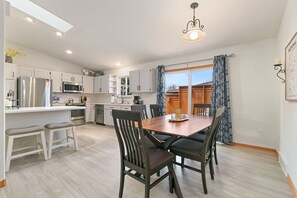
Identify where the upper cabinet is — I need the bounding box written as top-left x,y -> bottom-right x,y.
50,71 -> 63,93
94,75 -> 117,94
35,69 -> 51,79
62,73 -> 83,83
18,66 -> 35,77
4,63 -> 17,79
129,68 -> 156,92
82,76 -> 94,94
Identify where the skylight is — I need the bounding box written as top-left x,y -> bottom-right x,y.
7,0 -> 73,32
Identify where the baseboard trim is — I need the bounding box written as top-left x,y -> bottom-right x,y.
232,142 -> 278,158
288,175 -> 297,198
0,179 -> 6,188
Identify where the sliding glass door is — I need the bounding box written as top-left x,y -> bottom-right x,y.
165,67 -> 212,115
165,71 -> 189,114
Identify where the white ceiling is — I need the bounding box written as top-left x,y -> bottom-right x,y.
6,0 -> 287,70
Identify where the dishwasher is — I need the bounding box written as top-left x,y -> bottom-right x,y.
95,104 -> 105,125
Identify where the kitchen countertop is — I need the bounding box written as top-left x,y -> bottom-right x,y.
5,106 -> 85,114
93,103 -> 131,106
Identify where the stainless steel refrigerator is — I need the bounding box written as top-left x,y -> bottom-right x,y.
17,77 -> 52,107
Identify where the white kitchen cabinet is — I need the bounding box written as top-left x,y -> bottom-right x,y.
85,104 -> 95,122
62,73 -> 83,83
50,71 -> 63,93
82,76 -> 94,94
129,68 -> 156,92
4,63 -> 17,79
35,69 -> 51,79
18,66 -> 35,77
93,76 -> 102,93
94,75 -> 117,94
104,104 -> 121,126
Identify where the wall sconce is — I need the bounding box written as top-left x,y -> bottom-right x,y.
274,58 -> 285,83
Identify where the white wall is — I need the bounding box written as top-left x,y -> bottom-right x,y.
277,0 -> 297,187
5,41 -> 83,74
105,38 -> 280,149
4,41 -> 105,105
0,0 -> 6,182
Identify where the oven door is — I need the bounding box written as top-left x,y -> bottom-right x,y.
71,109 -> 85,125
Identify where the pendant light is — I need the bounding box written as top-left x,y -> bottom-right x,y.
182,2 -> 207,42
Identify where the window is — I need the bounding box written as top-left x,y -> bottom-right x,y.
165,66 -> 212,114
119,76 -> 132,96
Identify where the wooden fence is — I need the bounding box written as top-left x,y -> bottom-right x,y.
166,82 -> 212,114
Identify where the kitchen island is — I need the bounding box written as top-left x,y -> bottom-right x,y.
5,106 -> 85,129
5,106 -> 85,150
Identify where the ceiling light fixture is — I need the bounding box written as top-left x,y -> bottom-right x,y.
116,63 -> 121,66
66,50 -> 72,55
7,0 -> 73,32
182,2 -> 207,42
25,16 -> 34,23
56,31 -> 62,37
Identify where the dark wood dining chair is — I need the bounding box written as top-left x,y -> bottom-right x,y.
131,104 -> 148,119
179,104 -> 212,166
150,104 -> 163,117
149,104 -> 171,142
188,104 -> 219,165
112,110 -> 183,198
192,104 -> 211,116
169,107 -> 225,194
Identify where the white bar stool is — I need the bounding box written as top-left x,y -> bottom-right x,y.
5,125 -> 48,172
44,122 -> 78,159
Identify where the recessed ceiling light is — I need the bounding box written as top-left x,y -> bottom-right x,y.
56,31 -> 62,37
8,0 -> 74,32
25,16 -> 34,23
66,50 -> 72,55
116,63 -> 121,66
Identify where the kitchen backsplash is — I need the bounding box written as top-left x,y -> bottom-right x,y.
53,92 -> 156,105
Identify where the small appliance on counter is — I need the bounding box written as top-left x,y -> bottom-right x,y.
133,96 -> 141,104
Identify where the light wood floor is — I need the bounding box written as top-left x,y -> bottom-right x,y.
0,124 -> 293,198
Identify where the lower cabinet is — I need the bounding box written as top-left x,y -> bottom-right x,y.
104,105 -> 122,126
85,104 -> 95,122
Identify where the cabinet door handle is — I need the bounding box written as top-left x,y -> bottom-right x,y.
13,72 -> 14,78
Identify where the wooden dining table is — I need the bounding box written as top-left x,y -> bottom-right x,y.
142,114 -> 213,149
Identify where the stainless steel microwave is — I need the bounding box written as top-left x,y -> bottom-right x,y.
62,82 -> 83,93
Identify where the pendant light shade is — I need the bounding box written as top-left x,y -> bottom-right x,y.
182,2 -> 207,42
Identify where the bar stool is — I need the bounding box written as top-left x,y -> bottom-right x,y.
44,122 -> 78,159
5,125 -> 48,172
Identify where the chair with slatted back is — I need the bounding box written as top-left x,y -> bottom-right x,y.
149,104 -> 171,142
112,110 -> 183,198
170,107 -> 225,194
179,104 -> 212,166
131,105 -> 148,119
189,104 -> 219,165
192,104 -> 211,116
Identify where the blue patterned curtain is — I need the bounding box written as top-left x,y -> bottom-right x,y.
211,55 -> 233,144
157,65 -> 166,115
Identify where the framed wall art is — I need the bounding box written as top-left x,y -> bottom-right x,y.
285,32 -> 297,101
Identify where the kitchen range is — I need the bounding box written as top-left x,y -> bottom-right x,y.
66,98 -> 86,126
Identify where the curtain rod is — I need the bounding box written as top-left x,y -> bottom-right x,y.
165,53 -> 235,67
